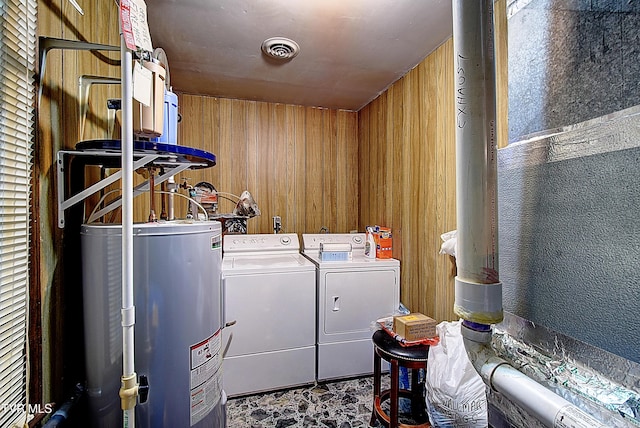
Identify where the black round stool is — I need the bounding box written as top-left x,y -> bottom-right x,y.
369,329 -> 431,428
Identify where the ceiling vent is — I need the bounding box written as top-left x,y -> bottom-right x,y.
261,37 -> 300,61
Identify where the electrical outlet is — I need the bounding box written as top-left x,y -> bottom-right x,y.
273,216 -> 282,234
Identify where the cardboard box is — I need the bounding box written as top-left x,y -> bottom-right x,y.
393,313 -> 437,341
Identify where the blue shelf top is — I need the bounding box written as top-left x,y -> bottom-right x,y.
75,139 -> 216,169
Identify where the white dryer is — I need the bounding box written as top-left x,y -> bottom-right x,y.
222,233 -> 316,397
302,233 -> 400,381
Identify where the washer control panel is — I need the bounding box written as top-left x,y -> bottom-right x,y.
223,233 -> 299,253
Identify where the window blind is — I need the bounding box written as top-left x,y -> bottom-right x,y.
0,0 -> 36,426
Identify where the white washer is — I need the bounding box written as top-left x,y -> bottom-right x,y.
302,233 -> 400,381
222,233 -> 316,397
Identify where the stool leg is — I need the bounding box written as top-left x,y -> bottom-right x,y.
370,351 -> 381,426
390,359 -> 399,428
410,368 -> 426,421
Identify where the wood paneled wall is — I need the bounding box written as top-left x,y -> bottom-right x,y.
358,0 -> 508,321
171,96 -> 359,235
358,43 -> 458,321
37,0 -> 123,404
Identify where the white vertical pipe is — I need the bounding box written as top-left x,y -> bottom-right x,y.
120,32 -> 136,428
452,0 -> 502,325
452,2 -> 607,426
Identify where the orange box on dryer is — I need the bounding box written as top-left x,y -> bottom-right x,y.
376,226 -> 392,259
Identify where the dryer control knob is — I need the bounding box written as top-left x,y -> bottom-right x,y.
280,236 -> 291,245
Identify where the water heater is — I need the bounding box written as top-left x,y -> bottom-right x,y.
80,221 -> 225,427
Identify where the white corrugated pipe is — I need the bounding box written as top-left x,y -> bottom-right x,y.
452,1 -> 605,427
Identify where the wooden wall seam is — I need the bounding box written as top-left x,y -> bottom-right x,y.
173,96 -> 358,235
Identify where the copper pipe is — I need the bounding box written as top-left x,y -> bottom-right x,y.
148,167 -> 157,222
160,168 -> 168,220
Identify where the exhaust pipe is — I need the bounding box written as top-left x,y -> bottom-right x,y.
452,1 -> 605,426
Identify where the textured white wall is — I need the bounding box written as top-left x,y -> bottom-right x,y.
498,107 -> 640,364
508,0 -> 640,143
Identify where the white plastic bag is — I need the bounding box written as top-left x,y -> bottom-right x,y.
425,320 -> 488,427
438,230 -> 457,258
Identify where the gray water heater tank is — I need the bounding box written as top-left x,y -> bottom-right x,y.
80,221 -> 225,427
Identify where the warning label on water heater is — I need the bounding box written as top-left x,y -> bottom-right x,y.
211,234 -> 221,251
189,330 -> 222,426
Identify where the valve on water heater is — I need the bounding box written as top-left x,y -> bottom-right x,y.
138,375 -> 149,404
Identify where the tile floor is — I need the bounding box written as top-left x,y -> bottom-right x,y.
226,376 -> 389,428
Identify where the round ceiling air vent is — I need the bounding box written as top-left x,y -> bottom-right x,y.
261,37 -> 300,61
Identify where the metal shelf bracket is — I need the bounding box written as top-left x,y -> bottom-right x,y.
38,36 -> 120,105
56,149 -> 195,228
